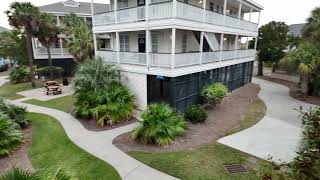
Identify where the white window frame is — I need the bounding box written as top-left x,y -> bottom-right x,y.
118,0 -> 129,9
181,33 -> 187,53
120,34 -> 130,52
151,32 -> 160,53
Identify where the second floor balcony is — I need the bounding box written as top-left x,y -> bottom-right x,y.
92,0 -> 262,33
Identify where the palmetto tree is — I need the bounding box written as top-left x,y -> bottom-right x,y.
67,23 -> 94,64
6,2 -> 41,87
302,7 -> 320,43
35,13 -> 60,80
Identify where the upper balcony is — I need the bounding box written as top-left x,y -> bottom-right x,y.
92,0 -> 262,33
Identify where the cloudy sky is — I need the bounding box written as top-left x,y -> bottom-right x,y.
0,0 -> 319,29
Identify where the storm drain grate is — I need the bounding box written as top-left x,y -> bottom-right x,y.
224,164 -> 248,173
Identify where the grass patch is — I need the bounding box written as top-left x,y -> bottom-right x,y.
227,98 -> 266,135
0,81 -> 43,100
28,112 -> 121,180
129,143 -> 261,180
24,95 -> 73,112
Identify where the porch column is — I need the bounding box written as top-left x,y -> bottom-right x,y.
238,2 -> 242,19
173,0 -> 177,18
171,28 -> 176,69
246,36 -> 249,50
202,0 -> 206,23
199,32 -> 204,65
234,34 -> 238,58
91,0 -> 97,53
146,30 -> 151,71
254,36 -> 258,50
249,8 -> 253,22
114,0 -> 118,23
257,11 -> 261,25
219,33 -> 224,61
223,0 -> 227,25
59,38 -> 64,56
116,32 -> 120,64
146,0 -> 150,21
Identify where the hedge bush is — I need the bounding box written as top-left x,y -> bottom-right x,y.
37,66 -> 64,78
201,83 -> 228,106
132,103 -> 186,146
9,66 -> 30,84
184,105 -> 208,123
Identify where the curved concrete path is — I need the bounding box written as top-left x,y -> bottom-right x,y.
218,77 -> 315,164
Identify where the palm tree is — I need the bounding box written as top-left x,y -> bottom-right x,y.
302,7 -> 320,43
35,13 -> 60,80
6,2 -> 41,87
67,23 -> 94,64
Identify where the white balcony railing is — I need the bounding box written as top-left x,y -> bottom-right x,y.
175,52 -> 201,67
95,50 -> 117,63
120,52 -> 146,65
202,51 -> 220,63
221,50 -> 236,61
93,1 -> 259,33
150,53 -> 171,67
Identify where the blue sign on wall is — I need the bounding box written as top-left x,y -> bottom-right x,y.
156,75 -> 166,80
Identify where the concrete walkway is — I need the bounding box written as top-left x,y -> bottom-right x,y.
218,77 -> 315,163
0,76 -> 9,86
8,98 -> 178,180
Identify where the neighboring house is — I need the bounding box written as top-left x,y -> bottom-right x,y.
288,23 -> 306,37
32,0 -> 109,76
92,0 -> 263,111
0,26 -> 9,65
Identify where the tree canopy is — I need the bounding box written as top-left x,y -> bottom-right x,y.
302,7 -> 320,44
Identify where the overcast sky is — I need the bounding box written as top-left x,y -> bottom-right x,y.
0,0 -> 319,29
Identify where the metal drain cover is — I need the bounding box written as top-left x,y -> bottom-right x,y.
224,164 -> 248,173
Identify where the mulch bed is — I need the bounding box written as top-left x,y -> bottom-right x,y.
113,83 -> 261,153
257,76 -> 320,106
79,117 -> 137,132
0,127 -> 33,173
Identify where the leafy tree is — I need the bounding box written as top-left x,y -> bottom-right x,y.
0,29 -> 28,65
35,12 -> 60,80
302,7 -> 320,44
257,21 -> 289,75
62,12 -> 84,36
67,23 -> 94,64
6,2 -> 41,87
201,83 -> 228,106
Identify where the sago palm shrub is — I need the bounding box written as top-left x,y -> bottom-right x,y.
0,112 -> 23,156
132,103 -> 186,146
0,98 -> 29,128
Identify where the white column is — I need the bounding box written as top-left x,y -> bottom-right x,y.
90,0 -> 95,25
219,33 -> 224,61
91,0 -> 97,56
223,0 -> 227,25
249,8 -> 253,22
202,0 -> 206,23
146,30 -> 151,71
173,0 -> 177,18
254,36 -> 258,50
199,32 -> 204,65
234,35 -> 238,58
171,28 -> 176,70
56,16 -> 60,26
146,0 -> 150,21
116,32 -> 120,64
238,2 -> 242,19
246,36 -> 249,50
114,0 -> 118,23
257,11 -> 261,25
59,38 -> 63,55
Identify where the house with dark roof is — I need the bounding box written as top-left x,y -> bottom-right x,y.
288,23 -> 306,37
32,0 -> 109,76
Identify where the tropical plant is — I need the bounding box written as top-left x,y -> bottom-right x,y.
201,83 -> 228,106
67,22 -> 94,64
6,2 -> 42,87
132,103 -> 186,146
34,12 -> 60,80
0,98 -> 29,128
74,82 -> 135,126
73,57 -> 119,92
0,167 -> 77,180
37,66 -> 64,79
62,13 -> 84,36
302,7 -> 320,44
9,66 -> 30,84
184,105 -> 208,123
257,21 -> 289,75
0,112 -> 23,156
0,29 -> 28,65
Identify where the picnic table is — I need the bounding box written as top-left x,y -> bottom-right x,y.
43,81 -> 62,95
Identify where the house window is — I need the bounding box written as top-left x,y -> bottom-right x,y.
118,0 -> 128,9
182,34 -> 187,53
209,3 -> 214,11
120,34 -> 130,51
151,32 -> 160,53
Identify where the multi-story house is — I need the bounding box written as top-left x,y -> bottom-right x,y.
92,0 -> 263,111
32,0 -> 109,76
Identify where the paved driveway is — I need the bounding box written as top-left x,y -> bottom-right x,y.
218,78 -> 315,163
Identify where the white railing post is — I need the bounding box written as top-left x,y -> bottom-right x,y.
59,38 -> 64,56
171,28 -> 176,69
114,0 -> 118,23
116,32 -> 120,64
220,33 -> 224,61
146,30 -> 151,71
200,32 -> 204,65
234,34 -> 238,58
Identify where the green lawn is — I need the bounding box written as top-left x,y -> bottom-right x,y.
227,98 -> 266,135
28,113 -> 121,180
130,143 -> 261,180
24,95 -> 73,112
129,98 -> 267,180
0,81 -> 43,100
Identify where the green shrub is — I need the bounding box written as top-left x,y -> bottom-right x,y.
73,58 -> 134,126
0,112 -> 23,156
0,98 -> 29,128
201,83 -> 228,106
9,66 -> 30,84
36,66 -> 64,78
132,103 -> 186,146
184,105 -> 208,123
